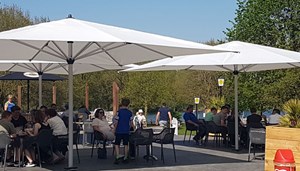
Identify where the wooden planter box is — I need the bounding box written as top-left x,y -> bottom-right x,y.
265,126 -> 300,171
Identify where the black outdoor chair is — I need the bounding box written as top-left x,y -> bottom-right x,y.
91,131 -> 106,158
248,128 -> 266,161
205,121 -> 223,147
183,122 -> 198,144
32,129 -> 54,167
153,128 -> 176,163
0,132 -> 11,170
58,123 -> 80,163
131,129 -> 154,162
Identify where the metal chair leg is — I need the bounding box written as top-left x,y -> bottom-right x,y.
188,131 -> 192,143
76,143 -> 80,163
161,143 -> 164,164
91,138 -> 95,157
3,145 -> 8,171
183,129 -> 187,144
37,145 -> 41,167
173,143 -> 176,163
248,140 -> 251,162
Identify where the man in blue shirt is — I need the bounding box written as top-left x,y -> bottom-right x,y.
114,98 -> 133,164
155,103 -> 172,127
183,105 -> 206,145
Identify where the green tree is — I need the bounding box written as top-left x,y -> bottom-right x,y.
225,0 -> 300,111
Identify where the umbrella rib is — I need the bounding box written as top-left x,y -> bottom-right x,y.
51,41 -> 68,58
45,41 -> 69,59
15,63 -> 36,72
44,63 -> 67,73
30,63 -> 39,72
94,42 -> 122,66
76,42 -> 115,60
12,40 -> 65,60
132,43 -> 172,58
6,63 -> 18,72
239,64 -> 256,72
58,63 -> 69,74
184,65 -> 194,70
30,42 -> 50,61
42,63 -> 54,72
90,64 -> 107,70
217,65 -> 233,72
76,43 -> 127,63
287,63 -> 300,67
73,42 -> 93,59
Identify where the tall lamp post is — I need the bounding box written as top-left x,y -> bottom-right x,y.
194,97 -> 200,119
218,78 -> 225,97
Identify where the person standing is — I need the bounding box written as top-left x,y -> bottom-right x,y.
155,103 -> 172,127
114,98 -> 133,164
4,95 -> 15,112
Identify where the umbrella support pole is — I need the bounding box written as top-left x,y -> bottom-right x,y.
233,69 -> 239,151
67,41 -> 75,168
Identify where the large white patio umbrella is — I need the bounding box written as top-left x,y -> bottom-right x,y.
123,41 -> 300,150
0,15 -> 231,168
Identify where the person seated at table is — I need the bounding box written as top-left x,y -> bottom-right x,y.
78,105 -> 91,121
92,108 -> 115,141
0,111 -> 21,166
11,106 -> 28,129
0,111 -> 17,137
183,105 -> 206,145
40,105 -> 48,115
246,108 -> 264,130
268,108 -> 282,125
227,109 -> 246,146
60,103 -> 76,128
204,107 -> 217,122
45,109 -> 67,159
50,103 -> 57,111
24,110 -> 61,166
213,106 -> 229,144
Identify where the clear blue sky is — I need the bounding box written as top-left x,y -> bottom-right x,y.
0,0 -> 237,42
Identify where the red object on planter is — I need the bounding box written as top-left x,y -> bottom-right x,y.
274,149 -> 296,171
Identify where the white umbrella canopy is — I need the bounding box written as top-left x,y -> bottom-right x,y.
0,16 -> 231,64
123,41 -> 300,151
0,16 -> 231,168
124,41 -> 300,72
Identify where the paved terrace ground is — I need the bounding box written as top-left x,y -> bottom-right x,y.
3,135 -> 264,171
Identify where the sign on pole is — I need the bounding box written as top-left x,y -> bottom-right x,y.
194,97 -> 200,104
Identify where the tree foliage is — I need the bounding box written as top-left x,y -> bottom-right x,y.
224,0 -> 300,111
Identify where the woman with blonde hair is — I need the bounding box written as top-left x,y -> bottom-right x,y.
4,94 -> 15,112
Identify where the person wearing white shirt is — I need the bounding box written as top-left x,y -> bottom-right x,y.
47,109 -> 67,136
268,109 -> 282,125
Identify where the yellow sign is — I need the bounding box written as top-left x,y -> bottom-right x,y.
194,97 -> 200,104
218,79 -> 224,86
